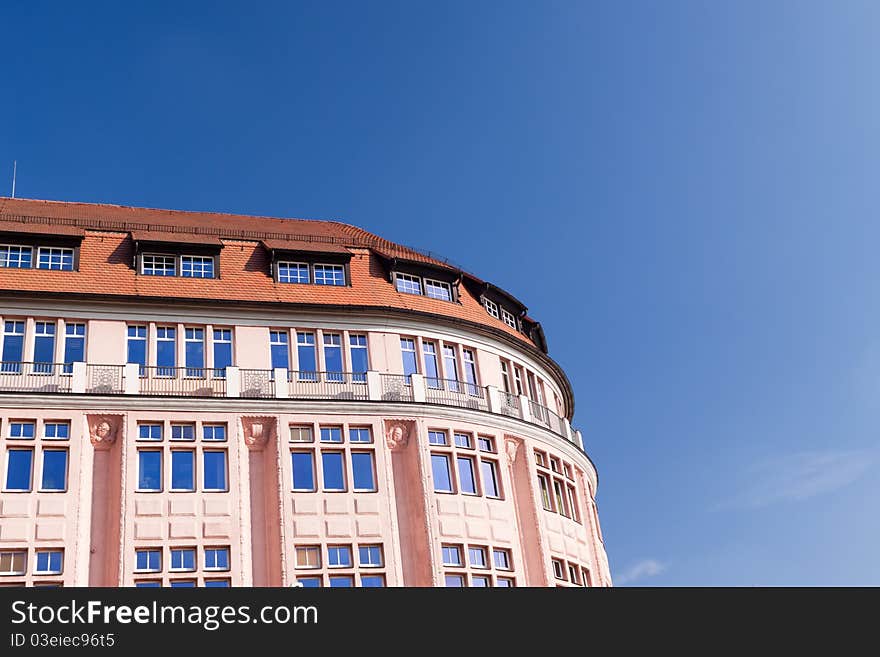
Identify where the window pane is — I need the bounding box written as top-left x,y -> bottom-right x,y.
171,451 -> 195,491
314,264 -> 345,286
40,450 -> 68,490
5,449 -> 32,490
138,451 -> 162,491
431,454 -> 453,493
400,338 -> 418,377
319,427 -> 342,443
442,546 -> 461,566
445,574 -> 465,587
481,461 -> 500,498
291,452 -> 315,491
321,452 -> 345,491
203,452 -> 227,490
351,452 -> 375,491
329,576 -> 353,587
328,546 -> 352,567
205,579 -> 231,587
360,575 -> 385,587
278,262 -> 310,284
457,457 -> 476,495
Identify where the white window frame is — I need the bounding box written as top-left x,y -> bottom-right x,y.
37,246 -> 74,271
483,298 -> 499,319
0,244 -> 33,268
423,278 -> 452,301
180,255 -> 215,279
141,253 -> 177,276
313,263 -> 345,286
278,261 -> 310,284
395,273 -> 422,295
34,549 -> 63,575
0,550 -> 27,576
501,308 -> 517,329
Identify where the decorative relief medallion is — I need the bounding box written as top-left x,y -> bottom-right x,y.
504,437 -> 521,463
384,419 -> 415,451
87,414 -> 123,449
241,416 -> 277,450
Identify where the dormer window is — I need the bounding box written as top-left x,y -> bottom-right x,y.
264,240 -> 351,287
395,273 -> 422,295
132,231 -> 222,279
181,255 -> 215,278
0,245 -> 33,268
276,262 -> 347,286
313,264 -> 345,286
392,271 -> 456,302
142,254 -> 176,276
424,279 -> 452,301
483,298 -> 500,319
140,254 -> 216,278
0,244 -> 76,271
278,262 -> 310,284
501,308 -> 518,329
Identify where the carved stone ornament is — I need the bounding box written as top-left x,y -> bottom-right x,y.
241,416 -> 277,451
384,420 -> 414,451
505,437 -> 520,463
87,414 -> 123,450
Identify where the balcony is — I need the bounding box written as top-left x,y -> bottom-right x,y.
0,361 -> 583,448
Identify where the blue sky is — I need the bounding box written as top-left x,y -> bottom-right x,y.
3,1 -> 880,585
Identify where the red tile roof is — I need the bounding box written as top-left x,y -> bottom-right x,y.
0,197 -> 539,349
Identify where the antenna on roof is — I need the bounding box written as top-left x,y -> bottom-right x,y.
11,160 -> 16,198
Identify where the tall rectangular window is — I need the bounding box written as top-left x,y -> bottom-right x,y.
500,361 -> 511,394
40,449 -> 68,491
137,450 -> 162,491
278,261 -> 310,284
442,345 -> 459,391
291,452 -> 316,491
400,338 -> 418,380
1,321 -> 25,371
142,254 -> 176,276
321,451 -> 345,491
351,452 -> 375,491
5,448 -> 33,491
349,334 -> 368,382
296,332 -> 317,380
395,273 -> 421,295
423,342 -> 440,388
424,279 -> 452,301
62,323 -> 85,374
457,456 -> 477,495
463,349 -> 479,395
537,474 -> 552,511
33,321 -> 56,373
481,461 -> 500,499
181,255 -> 214,278
34,550 -> 63,575
431,454 -> 453,493
270,330 -> 289,370
313,264 -> 345,286
513,367 -> 524,396
171,450 -> 195,491
203,451 -> 228,491
213,328 -> 233,377
127,325 -> 147,375
37,247 -> 74,271
323,333 -> 343,381
0,245 -> 32,268
184,328 -> 204,376
156,326 -> 176,375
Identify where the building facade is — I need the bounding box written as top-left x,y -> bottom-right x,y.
0,197 -> 611,588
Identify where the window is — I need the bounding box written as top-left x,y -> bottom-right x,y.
329,575 -> 353,587
0,245 -> 32,268
44,422 -> 69,440
320,426 -> 342,443
457,457 -> 477,495
142,254 -> 176,276
481,461 -> 500,499
205,579 -> 231,588
462,349 -> 479,395
313,264 -> 345,286
213,328 -> 233,376
493,549 -> 511,570
358,546 -> 383,568
323,333 -> 343,380
62,323 -> 85,373
552,559 -> 565,580
278,262 -> 309,284
429,431 -> 448,446
270,330 -> 290,369
171,424 -> 195,441
135,581 -> 161,588
471,575 -> 490,587
483,298 -> 499,319
553,480 -> 568,517
203,451 -> 227,491
500,361 -> 511,394
477,436 -> 494,452
0,551 -> 27,576
321,452 -> 345,491
296,332 -> 317,380
156,326 -> 176,374
295,546 -> 321,569
297,577 -> 321,588
395,273 -> 422,295
422,341 -> 440,388
400,338 -> 418,379
1,321 -> 25,368
496,577 -> 515,587
138,424 -> 162,441
171,450 -> 195,491
513,366 -> 524,396
441,545 -> 462,567
442,345 -> 459,390
40,449 -> 68,491
424,279 -> 452,301
184,327 -> 205,375
33,322 -> 56,372
137,450 -> 162,491
537,474 -> 553,511
567,485 -> 580,523
37,247 -> 74,271
170,548 -> 196,571
582,568 -> 593,587
181,255 -> 214,278
549,457 -> 561,473
204,547 -> 230,571
349,334 -> 368,382
534,451 -> 547,468
431,454 -> 453,493
170,580 -> 196,588
454,433 -> 472,449
468,547 -> 487,568
501,308 -> 517,329
349,427 -> 372,443
360,575 -> 385,587
127,325 -> 147,374
445,574 -> 465,587
290,426 -> 314,443
9,421 -> 35,439
327,546 -> 352,568
33,550 -> 63,575
291,452 -> 316,491
351,452 -> 375,491
203,424 -> 226,441
135,549 -> 161,572
5,448 -> 33,490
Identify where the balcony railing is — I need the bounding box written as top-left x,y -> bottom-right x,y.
0,361 -> 579,445
287,371 -> 369,401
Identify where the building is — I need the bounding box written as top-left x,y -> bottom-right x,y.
0,197 -> 611,588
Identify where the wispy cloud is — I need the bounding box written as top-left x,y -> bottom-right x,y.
615,559 -> 667,585
716,447 -> 877,511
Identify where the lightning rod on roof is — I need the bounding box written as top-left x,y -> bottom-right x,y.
11,160 -> 16,198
